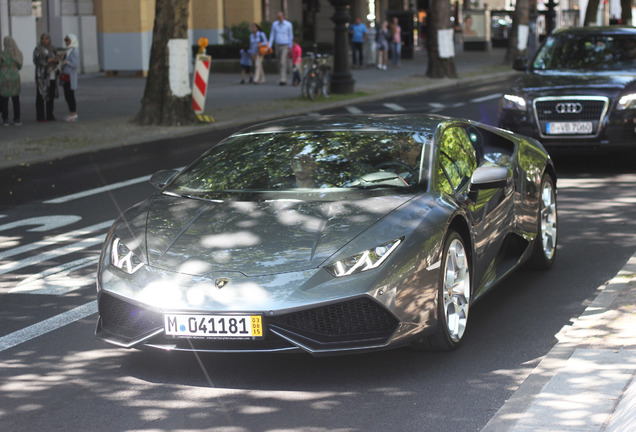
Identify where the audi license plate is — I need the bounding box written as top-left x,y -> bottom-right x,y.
546,121 -> 593,135
164,314 -> 263,339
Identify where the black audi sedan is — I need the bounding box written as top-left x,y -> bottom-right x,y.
497,26 -> 636,152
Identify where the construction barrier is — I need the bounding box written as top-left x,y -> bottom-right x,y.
192,54 -> 211,114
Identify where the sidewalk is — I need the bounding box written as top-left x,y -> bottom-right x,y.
482,256 -> 636,432
0,46 -> 511,170
1,45 -> 635,432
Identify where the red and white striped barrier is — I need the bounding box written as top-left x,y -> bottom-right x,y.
192,54 -> 211,114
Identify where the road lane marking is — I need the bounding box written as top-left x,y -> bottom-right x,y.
0,234 -> 106,276
470,93 -> 502,103
429,102 -> 445,109
346,106 -> 363,114
9,256 -> 99,295
0,300 -> 97,353
43,174 -> 152,204
0,215 -> 82,233
383,103 -> 406,111
0,220 -> 112,261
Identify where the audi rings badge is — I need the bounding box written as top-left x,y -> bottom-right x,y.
555,102 -> 583,114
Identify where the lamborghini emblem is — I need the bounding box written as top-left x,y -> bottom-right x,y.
215,278 -> 230,289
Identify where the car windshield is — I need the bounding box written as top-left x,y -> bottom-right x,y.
166,131 -> 432,200
533,33 -> 636,71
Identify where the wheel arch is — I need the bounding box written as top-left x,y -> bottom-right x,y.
447,214 -> 474,296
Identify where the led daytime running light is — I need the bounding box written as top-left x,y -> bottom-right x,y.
617,93 -> 636,110
328,238 -> 402,277
111,237 -> 144,274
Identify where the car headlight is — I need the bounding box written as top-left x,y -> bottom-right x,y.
326,238 -> 403,277
617,93 -> 636,110
501,94 -> 527,111
111,236 -> 144,274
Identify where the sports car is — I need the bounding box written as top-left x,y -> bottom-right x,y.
95,114 -> 557,356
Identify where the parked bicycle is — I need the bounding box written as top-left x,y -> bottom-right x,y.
301,48 -> 332,100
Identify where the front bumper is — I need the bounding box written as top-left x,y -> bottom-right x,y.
95,291 -> 414,356
498,109 -> 636,152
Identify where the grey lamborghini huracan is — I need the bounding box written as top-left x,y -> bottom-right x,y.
96,114 -> 557,356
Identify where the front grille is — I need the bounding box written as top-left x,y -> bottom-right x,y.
270,297 -> 399,348
534,98 -> 607,121
533,96 -> 609,138
99,292 -> 163,337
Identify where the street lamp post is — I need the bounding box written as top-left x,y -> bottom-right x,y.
328,0 -> 355,94
546,0 -> 558,35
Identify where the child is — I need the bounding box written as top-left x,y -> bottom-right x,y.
291,38 -> 302,86
239,47 -> 253,84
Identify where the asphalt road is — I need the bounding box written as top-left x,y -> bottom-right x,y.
1,79 -> 635,432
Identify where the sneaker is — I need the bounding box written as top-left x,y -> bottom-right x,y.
240,79 -> 245,84
14,121 -> 22,126
66,115 -> 78,122
2,121 -> 9,127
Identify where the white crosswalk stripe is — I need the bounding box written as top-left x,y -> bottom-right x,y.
346,106 -> 363,114
383,103 -> 406,111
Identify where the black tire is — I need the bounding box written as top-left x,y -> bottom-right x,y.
412,230 -> 471,351
526,174 -> 557,270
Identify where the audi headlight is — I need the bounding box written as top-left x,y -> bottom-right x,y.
326,238 -> 403,278
111,236 -> 144,274
617,93 -> 636,110
501,94 -> 527,111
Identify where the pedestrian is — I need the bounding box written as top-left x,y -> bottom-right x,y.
349,17 -> 367,68
0,36 -> 23,126
389,17 -> 402,67
60,33 -> 79,122
33,33 -> 59,122
268,11 -> 294,85
250,23 -> 267,84
376,20 -> 389,70
291,37 -> 302,86
239,47 -> 252,84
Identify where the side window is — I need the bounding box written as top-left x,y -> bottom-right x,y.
436,126 -> 478,193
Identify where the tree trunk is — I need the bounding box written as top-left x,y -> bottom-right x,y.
426,0 -> 457,79
504,0 -> 530,64
620,0 -> 633,26
584,0 -> 601,26
135,0 -> 196,126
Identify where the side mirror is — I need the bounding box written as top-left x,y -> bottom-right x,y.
149,169 -> 179,189
512,56 -> 528,71
471,166 -> 509,190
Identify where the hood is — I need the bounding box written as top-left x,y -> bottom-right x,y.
141,193 -> 414,277
514,71 -> 636,97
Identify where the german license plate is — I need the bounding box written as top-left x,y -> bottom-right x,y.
164,314 -> 263,339
546,122 -> 593,135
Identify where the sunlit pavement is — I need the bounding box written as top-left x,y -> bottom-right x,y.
482,231 -> 636,431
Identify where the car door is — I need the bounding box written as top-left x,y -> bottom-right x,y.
436,124 -> 514,295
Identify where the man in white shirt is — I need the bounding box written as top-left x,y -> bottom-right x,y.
268,11 -> 294,85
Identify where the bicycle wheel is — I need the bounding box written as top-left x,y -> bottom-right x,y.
307,72 -> 321,100
320,67 -> 331,97
301,71 -> 311,98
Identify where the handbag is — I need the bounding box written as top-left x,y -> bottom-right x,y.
258,44 -> 273,56
59,73 -> 70,83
